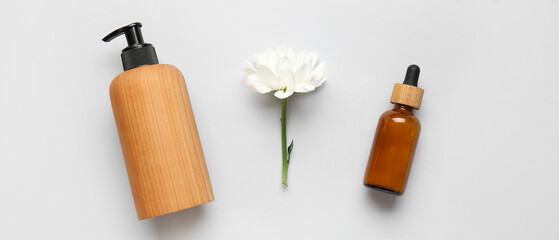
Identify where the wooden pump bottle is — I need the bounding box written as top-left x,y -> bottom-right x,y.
363,65 -> 424,195
103,23 -> 214,220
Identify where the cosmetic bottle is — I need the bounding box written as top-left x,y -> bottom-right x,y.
363,65 -> 424,195
103,22 -> 214,220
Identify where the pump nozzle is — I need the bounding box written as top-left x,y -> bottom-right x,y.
103,22 -> 159,71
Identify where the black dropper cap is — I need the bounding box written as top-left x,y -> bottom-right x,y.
402,64 -> 420,86
102,22 -> 159,71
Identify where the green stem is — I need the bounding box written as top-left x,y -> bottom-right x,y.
281,98 -> 288,186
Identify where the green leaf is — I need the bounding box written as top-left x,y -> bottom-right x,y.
287,139 -> 293,164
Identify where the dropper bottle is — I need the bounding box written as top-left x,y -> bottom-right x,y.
363,65 -> 424,195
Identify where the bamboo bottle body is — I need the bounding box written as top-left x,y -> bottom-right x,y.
363,104 -> 420,194
110,64 -> 214,220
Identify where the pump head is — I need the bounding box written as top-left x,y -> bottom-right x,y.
103,22 -> 159,71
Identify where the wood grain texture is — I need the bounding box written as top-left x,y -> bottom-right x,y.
390,83 -> 424,109
110,64 -> 214,220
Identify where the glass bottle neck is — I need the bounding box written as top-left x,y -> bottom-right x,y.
393,103 -> 414,112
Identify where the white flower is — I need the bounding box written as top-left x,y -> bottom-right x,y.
244,47 -> 327,99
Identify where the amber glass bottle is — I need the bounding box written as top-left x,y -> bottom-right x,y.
363,65 -> 424,195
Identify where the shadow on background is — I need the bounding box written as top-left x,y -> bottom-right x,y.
367,189 -> 399,211
150,205 -> 206,239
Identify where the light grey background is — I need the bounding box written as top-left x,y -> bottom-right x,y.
1,0 -> 558,239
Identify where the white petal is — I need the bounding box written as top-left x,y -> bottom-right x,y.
245,59 -> 256,67
316,75 -> 327,87
278,70 -> 295,90
274,90 -> 294,99
277,47 -> 294,59
254,53 -> 266,66
244,74 -> 273,94
312,62 -> 326,76
290,50 -> 306,72
310,62 -> 326,86
285,48 -> 294,59
246,48 -> 325,95
295,61 -> 311,84
294,83 -> 316,93
310,71 -> 325,86
308,52 -> 318,67
243,62 -> 257,75
276,56 -> 290,75
266,49 -> 278,73
277,47 -> 290,57
256,64 -> 280,89
311,71 -> 324,82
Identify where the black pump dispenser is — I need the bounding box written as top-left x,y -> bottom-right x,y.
402,64 -> 420,87
103,22 -> 159,71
